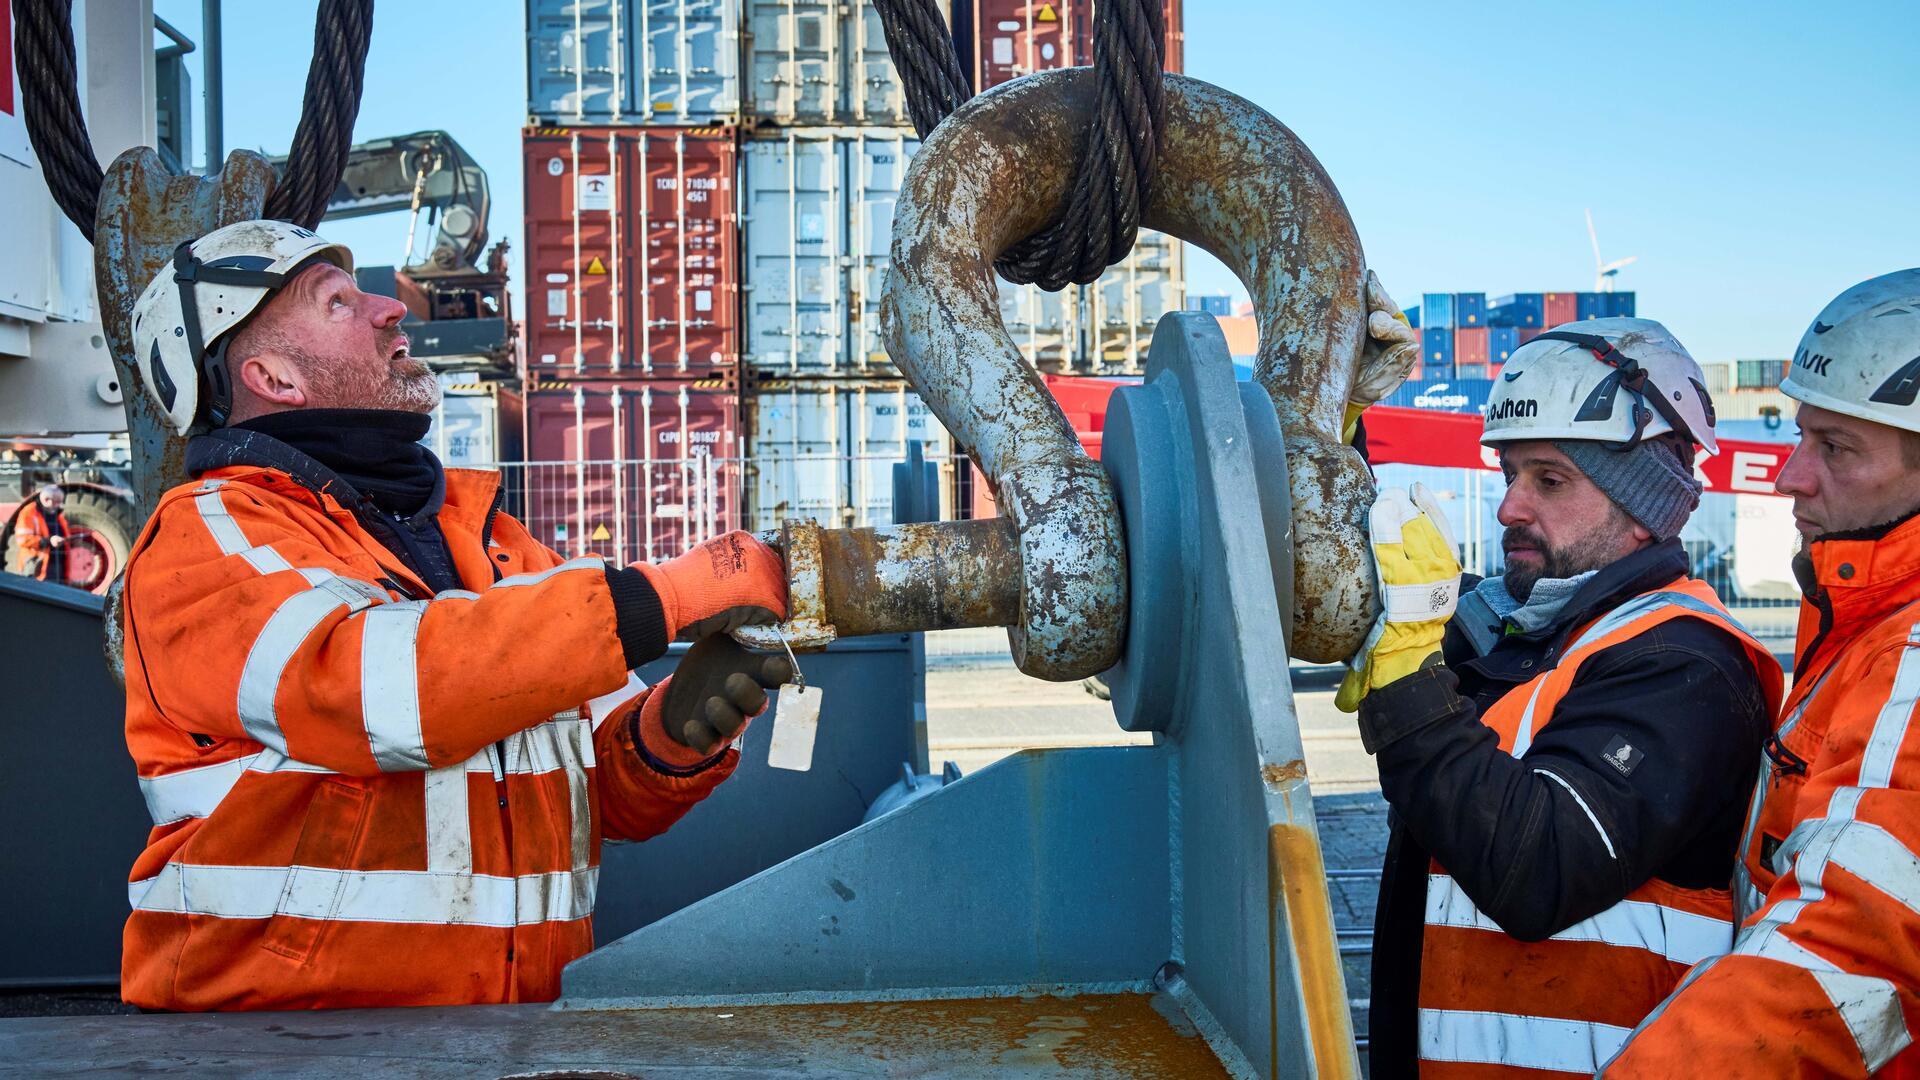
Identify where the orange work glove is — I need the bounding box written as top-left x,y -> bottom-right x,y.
632,635 -> 795,767
633,531 -> 789,639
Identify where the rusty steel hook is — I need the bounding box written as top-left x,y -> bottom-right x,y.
884,70 -> 1377,666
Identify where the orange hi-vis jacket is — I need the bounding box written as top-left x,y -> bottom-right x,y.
1605,517 -> 1920,1077
14,499 -> 64,581
119,463 -> 731,1011
1419,577 -> 1784,1078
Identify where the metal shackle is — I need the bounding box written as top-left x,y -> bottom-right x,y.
883,69 -> 1377,667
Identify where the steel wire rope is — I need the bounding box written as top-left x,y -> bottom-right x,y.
10,0 -> 376,240
870,0 -> 1165,291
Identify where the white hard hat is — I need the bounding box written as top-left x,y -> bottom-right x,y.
1482,317 -> 1719,455
1781,269 -> 1920,435
130,220 -> 354,433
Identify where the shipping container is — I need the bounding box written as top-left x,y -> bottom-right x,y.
995,229 -> 1185,373
1489,293 -> 1543,328
1404,304 -> 1419,328
744,0 -> 944,126
1421,292 -> 1455,329
1714,387 -> 1794,422
972,0 -> 1184,93
744,379 -> 954,529
523,126 -> 740,378
1575,292 -> 1607,321
1422,326 -> 1454,368
527,0 -> 741,125
1192,294 -> 1233,317
521,380 -> 742,562
426,377 -> 507,467
1489,326 -> 1520,364
1736,359 -> 1788,390
1604,291 -> 1637,318
1519,326 -> 1547,345
1453,363 -> 1490,381
1453,292 -> 1486,327
741,128 -> 919,375
1383,377 -> 1495,413
1454,326 -> 1489,366
1543,292 -> 1577,327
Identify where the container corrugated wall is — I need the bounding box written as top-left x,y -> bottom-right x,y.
743,379 -> 954,529
971,0 -> 1184,92
743,0 -> 946,126
527,0 -> 742,125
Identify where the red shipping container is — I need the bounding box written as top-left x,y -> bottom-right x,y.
1543,292 -> 1577,328
1518,327 -> 1546,345
973,0 -> 1184,93
1454,326 -> 1490,367
523,127 -> 739,378
521,380 -> 741,563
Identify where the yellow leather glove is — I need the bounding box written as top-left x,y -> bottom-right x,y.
1343,272 -> 1420,445
1335,483 -> 1462,712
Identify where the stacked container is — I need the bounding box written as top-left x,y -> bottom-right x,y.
1410,289 -> 1638,379
523,0 -> 749,558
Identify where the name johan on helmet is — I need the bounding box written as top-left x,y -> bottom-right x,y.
1481,317 -> 1720,455
1781,268 -> 1920,434
130,220 -> 356,435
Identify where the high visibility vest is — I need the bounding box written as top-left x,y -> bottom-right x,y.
1417,578 -> 1785,1078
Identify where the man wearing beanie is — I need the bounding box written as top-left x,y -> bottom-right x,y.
1337,319 -> 1784,1078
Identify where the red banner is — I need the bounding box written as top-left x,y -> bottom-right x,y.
1364,406 -> 1792,498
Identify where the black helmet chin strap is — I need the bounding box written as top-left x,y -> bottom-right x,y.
172,243 -> 297,428
1532,330 -> 1699,452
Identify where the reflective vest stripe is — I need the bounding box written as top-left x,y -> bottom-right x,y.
424,754 -> 480,875
361,600 -> 431,771
139,754 -> 262,826
129,862 -> 598,927
1427,874 -> 1732,967
493,557 -> 605,589
1861,623 -> 1920,788
1736,927 -> 1914,1070
237,585 -> 364,751
1420,1009 -> 1632,1073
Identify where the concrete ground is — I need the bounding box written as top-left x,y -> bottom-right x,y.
924,627 -> 1381,794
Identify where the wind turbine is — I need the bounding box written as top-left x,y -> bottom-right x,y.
1587,209 -> 1638,293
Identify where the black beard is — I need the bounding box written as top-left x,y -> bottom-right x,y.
1502,525 -> 1621,602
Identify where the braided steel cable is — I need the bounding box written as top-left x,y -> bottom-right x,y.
10,0 -> 374,239
871,0 -> 1165,291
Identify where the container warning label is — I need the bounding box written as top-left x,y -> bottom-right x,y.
591,523 -> 611,541
1037,4 -> 1059,22
577,174 -> 614,211
586,256 -> 608,275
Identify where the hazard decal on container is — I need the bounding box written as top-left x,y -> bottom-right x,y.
1037,3 -> 1059,22
586,257 -> 608,276
591,523 -> 611,541
577,174 -> 613,211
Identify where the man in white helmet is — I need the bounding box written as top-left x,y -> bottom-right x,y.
116,220 -> 792,1010
1604,271 -> 1920,1077
1339,318 -> 1783,1077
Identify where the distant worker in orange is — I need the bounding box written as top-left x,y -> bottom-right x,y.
117,221 -> 792,1011
14,483 -> 69,584
1604,270 -> 1920,1076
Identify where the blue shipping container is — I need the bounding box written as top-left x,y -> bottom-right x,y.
1604,292 -> 1636,318
1576,292 -> 1608,320
1422,293 -> 1455,329
1405,304 -> 1420,329
1454,292 -> 1487,327
1490,326 -> 1520,362
1193,295 -> 1234,317
1384,377 -> 1495,413
1489,293 -> 1544,328
1422,327 -> 1455,367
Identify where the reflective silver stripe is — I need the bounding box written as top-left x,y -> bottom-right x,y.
469,715 -> 592,777
193,481 -> 294,576
424,753 -> 480,875
1735,673 -> 1833,923
1510,677 -> 1551,757
128,862 -> 598,927
1534,768 -> 1618,860
492,556 -> 604,589
360,601 -> 429,771
138,753 -> 262,826
1737,923 -> 1915,1072
237,587 -> 359,751
1426,873 -> 1730,966
1419,1008 -> 1630,1073
1860,624 -> 1920,788
1827,819 -> 1920,915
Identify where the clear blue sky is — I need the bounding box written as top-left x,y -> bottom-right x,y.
155,0 -> 1920,363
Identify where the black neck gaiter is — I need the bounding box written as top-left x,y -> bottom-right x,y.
236,409 -> 441,518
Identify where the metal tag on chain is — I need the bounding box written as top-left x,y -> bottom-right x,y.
766,628 -> 822,772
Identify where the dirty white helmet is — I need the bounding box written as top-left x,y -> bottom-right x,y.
1781,269 -> 1920,435
130,220 -> 354,433
1482,317 -> 1719,455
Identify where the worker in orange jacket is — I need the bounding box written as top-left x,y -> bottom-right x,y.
13,484 -> 69,583
117,220 -> 792,1011
1603,269 -> 1920,1076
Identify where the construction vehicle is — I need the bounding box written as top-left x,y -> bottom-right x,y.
0,1 -> 1390,1075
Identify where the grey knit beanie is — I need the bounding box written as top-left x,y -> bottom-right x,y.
1552,434 -> 1702,541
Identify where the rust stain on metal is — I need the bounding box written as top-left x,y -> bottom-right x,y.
1268,824 -> 1357,1079
1261,760 -> 1308,789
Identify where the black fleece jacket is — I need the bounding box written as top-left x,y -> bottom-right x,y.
1361,539 -> 1772,1080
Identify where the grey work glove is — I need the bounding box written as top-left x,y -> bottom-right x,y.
661,635 -> 795,754
1345,271 -> 1421,443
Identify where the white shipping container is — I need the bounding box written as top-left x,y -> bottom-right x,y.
426,379 -> 502,467
745,381 -> 954,529
744,0 -> 943,126
994,229 -> 1186,373
526,0 -> 741,125
741,129 -> 919,376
